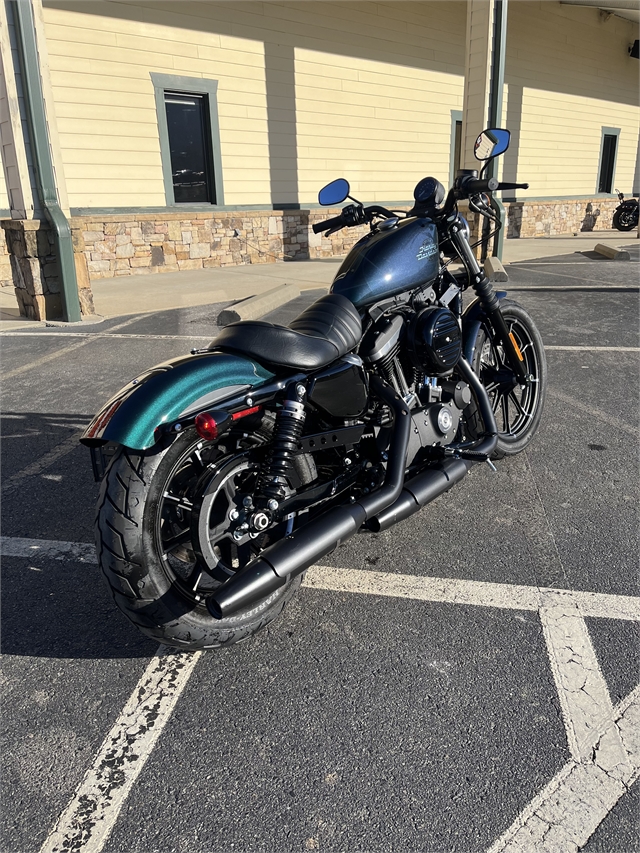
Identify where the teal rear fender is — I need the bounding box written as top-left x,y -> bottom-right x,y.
81,352 -> 275,450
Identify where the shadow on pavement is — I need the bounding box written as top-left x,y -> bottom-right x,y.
1,411 -> 157,659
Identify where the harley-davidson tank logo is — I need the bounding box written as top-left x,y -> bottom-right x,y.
416,239 -> 438,261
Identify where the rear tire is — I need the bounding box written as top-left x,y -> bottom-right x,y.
612,208 -> 638,232
95,426 -> 301,651
465,299 -> 547,459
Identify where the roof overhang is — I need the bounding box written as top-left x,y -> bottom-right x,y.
559,0 -> 640,25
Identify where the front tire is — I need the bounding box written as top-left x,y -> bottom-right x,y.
95,425 -> 301,650
466,299 -> 547,459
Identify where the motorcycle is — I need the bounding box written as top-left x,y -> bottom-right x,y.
82,127 -> 546,651
612,189 -> 639,232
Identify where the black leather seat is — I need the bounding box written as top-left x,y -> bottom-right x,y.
210,292 -> 362,372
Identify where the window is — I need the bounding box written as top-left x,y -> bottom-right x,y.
151,74 -> 224,206
597,128 -> 620,194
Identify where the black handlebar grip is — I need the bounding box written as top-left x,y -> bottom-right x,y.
497,182 -> 529,190
463,177 -> 499,194
312,214 -> 345,234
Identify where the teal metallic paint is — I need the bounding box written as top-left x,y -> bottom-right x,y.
82,352 -> 274,450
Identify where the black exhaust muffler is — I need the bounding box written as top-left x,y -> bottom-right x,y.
368,457 -> 471,533
208,376 -> 410,619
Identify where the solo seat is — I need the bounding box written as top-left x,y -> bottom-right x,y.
210,293 -> 362,372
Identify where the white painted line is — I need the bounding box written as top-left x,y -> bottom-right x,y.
1,433 -> 84,494
304,565 -> 640,622
39,646 -> 202,853
0,331 -> 213,341
488,687 -> 639,853
0,536 -> 96,563
5,536 -> 638,851
3,537 -> 639,621
1,314 -> 149,378
545,345 -> 640,352
540,594 -> 619,761
547,388 -> 640,437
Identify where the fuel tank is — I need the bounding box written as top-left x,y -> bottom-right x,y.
330,217 -> 438,309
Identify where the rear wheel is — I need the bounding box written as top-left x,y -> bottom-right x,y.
466,299 -> 547,459
612,207 -> 638,231
95,420 -> 301,650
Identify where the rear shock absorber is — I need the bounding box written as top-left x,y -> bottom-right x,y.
257,383 -> 307,506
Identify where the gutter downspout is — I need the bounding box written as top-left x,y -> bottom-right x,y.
9,0 -> 80,322
486,0 -> 508,261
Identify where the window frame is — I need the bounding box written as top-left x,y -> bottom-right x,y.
449,110 -> 463,189
596,126 -> 620,195
151,73 -> 224,206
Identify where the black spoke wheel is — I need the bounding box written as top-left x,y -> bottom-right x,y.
612,207 -> 638,232
466,299 -> 547,458
95,418 -> 302,650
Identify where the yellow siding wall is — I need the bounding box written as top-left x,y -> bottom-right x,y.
42,0 -> 466,209
504,2 -> 639,197
41,0 -> 639,209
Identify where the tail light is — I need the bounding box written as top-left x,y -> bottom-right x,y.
195,412 -> 219,440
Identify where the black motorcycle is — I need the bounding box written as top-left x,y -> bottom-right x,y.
82,127 -> 547,651
612,189 -> 639,232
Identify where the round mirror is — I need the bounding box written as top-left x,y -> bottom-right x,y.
474,128 -> 510,161
318,178 -> 350,206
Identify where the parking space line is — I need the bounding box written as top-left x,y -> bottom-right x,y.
0,432 -> 87,494
540,597 -> 620,761
1,314 -> 148,380
545,345 -> 640,352
39,646 -> 202,853
305,565 -> 640,621
0,331 -> 213,341
3,536 -> 639,621
488,686 -> 639,853
547,389 -> 640,437
5,535 -> 638,852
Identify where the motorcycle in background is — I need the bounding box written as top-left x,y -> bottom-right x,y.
612,189 -> 639,231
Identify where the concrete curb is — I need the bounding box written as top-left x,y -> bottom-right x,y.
593,243 -> 631,260
217,283 -> 301,326
484,256 -> 508,281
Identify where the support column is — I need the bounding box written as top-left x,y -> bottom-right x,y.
461,0 -> 508,260
461,0 -> 495,170
0,0 -> 87,321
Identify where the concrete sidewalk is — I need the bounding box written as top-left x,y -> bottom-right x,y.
1,228 -> 636,331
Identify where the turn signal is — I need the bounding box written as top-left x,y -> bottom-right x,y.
194,412 -> 218,441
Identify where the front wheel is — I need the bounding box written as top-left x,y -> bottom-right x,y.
466,299 -> 547,459
94,422 -> 301,651
612,207 -> 638,232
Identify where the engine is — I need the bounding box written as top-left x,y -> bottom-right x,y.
359,307 -> 469,464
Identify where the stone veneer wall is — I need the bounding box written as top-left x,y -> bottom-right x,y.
74,199 -> 631,282
1,219 -> 94,320
73,209 -> 375,280
505,197 -> 627,238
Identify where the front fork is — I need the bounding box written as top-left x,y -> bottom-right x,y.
449,221 -> 529,385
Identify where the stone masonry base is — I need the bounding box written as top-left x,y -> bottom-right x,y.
1,197 -> 633,319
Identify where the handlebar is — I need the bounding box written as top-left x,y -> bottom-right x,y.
459,176 -> 529,194
312,214 -> 346,234
312,202 -> 395,235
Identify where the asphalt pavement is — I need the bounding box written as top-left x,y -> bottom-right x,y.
1,245 -> 639,853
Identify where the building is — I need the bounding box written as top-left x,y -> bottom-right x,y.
1,0 -> 638,320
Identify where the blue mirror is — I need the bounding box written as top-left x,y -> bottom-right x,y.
474,128 -> 510,161
318,178 -> 350,206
